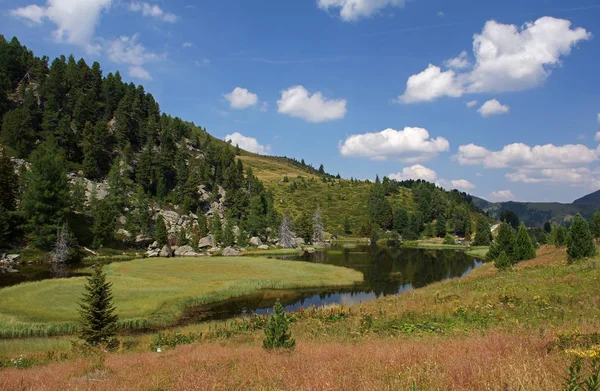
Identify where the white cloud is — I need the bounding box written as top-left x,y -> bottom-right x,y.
260,102 -> 269,112
437,11 -> 444,17
451,179 -> 475,191
506,167 -> 600,189
398,64 -> 464,103
224,87 -> 258,110
489,190 -> 515,201
224,133 -> 270,155
595,132 -> 600,142
183,41 -> 193,48
277,85 -> 346,123
128,65 -> 152,80
11,0 -> 112,51
339,127 -> 450,162
478,99 -> 509,117
129,2 -> 178,22
456,142 -> 598,169
317,0 -> 406,21
444,51 -> 470,70
466,100 -> 478,108
398,16 -> 591,103
389,164 -> 437,182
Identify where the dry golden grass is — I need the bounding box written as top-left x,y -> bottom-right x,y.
0,333 -> 568,391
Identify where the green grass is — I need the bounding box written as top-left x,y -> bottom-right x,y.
0,257 -> 362,338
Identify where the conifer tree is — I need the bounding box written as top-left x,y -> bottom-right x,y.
71,178 -> 86,213
223,219 -> 235,247
589,211 -> 600,242
107,157 -> 132,212
567,213 -> 596,262
312,207 -> 324,243
263,299 -> 295,350
494,251 -> 513,271
154,215 -> 168,247
295,212 -> 314,244
474,216 -> 492,246
237,226 -> 249,247
21,138 -> 70,249
212,214 -> 224,245
343,216 -> 352,235
488,222 -> 516,260
0,146 -> 17,211
178,226 -> 188,246
196,211 -> 208,237
368,178 -> 393,230
436,214 -> 447,238
91,198 -> 116,249
514,223 -> 536,261
393,207 -> 409,234
78,264 -> 118,347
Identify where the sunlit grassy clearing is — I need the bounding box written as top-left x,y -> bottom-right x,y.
0,256 -> 362,337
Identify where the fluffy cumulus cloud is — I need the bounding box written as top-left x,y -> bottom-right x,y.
277,85 -> 346,123
596,132 -> 600,142
339,127 -> 449,162
389,164 -> 437,182
477,99 -> 509,117
224,133 -> 270,155
456,142 -> 599,169
451,179 -> 475,191
223,87 -> 259,109
466,100 -> 478,108
444,51 -> 471,70
129,2 -> 178,22
106,34 -> 161,80
11,0 -> 112,52
506,168 -> 600,189
317,0 -> 405,21
489,190 -> 515,201
398,16 -> 591,103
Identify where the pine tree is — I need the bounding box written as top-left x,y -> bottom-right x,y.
368,179 -> 393,230
393,208 -> 409,234
494,251 -> 513,271
212,214 -> 223,245
279,212 -> 295,248
154,215 -> 168,247
436,214 -> 446,238
237,227 -> 249,247
589,211 -> 600,242
488,222 -> 516,260
196,211 -> 208,237
514,223 -> 536,261
91,198 -> 116,249
0,146 -> 17,211
567,213 -> 596,263
474,216 -> 492,246
223,220 -> 235,247
312,207 -> 324,243
343,216 -> 352,235
78,264 -> 119,347
554,225 -> 568,247
71,177 -> 87,213
178,227 -> 188,246
295,212 -> 314,244
21,138 -> 70,249
263,299 -> 295,350
107,157 -> 132,212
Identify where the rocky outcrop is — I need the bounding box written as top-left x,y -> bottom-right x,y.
136,235 -> 154,247
258,244 -> 269,250
159,245 -> 172,258
249,237 -> 262,247
174,245 -> 195,256
198,235 -> 215,249
222,247 -> 240,256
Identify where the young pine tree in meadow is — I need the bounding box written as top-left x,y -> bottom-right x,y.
494,251 -> 513,271
487,222 -> 516,261
473,216 -> 492,246
263,299 -> 295,350
554,225 -> 568,247
589,211 -> 600,242
567,213 -> 596,263
154,215 -> 168,248
223,219 -> 235,247
514,223 -> 536,261
79,265 -> 119,347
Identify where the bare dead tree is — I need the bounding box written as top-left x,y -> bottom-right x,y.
51,223 -> 70,264
279,212 -> 295,249
313,206 -> 324,243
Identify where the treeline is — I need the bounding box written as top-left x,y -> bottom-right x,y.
0,36 -> 277,250
365,176 -> 480,240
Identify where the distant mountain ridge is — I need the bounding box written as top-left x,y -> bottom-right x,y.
473,189 -> 600,227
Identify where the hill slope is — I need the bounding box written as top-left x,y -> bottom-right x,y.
573,189 -> 600,205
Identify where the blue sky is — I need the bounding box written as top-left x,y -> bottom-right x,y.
3,0 -> 600,203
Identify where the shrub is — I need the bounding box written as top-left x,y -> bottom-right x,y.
263,299 -> 295,350
443,234 -> 455,245
494,251 -> 513,271
514,223 -> 536,261
567,213 -> 596,263
149,332 -> 200,351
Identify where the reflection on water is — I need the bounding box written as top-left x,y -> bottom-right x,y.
184,244 -> 483,322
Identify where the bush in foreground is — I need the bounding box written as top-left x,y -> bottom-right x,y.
567,213 -> 596,263
494,251 -> 513,271
263,300 -> 295,350
443,234 -> 455,245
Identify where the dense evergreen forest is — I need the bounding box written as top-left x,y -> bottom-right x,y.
0,35 -> 482,256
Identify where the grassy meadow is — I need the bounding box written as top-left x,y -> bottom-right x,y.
0,257 -> 362,338
1,245 -> 599,390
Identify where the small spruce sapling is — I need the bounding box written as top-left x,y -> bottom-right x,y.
263,299 -> 295,350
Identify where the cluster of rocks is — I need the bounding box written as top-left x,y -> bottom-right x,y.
0,253 -> 21,273
143,234 -> 281,258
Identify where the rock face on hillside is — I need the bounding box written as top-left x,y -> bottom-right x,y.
174,245 -> 194,256
222,247 -> 240,256
249,237 -> 262,247
198,235 -> 215,249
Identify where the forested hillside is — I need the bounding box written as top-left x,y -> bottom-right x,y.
0,36 -> 484,255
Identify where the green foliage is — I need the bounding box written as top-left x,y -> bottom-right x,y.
20,138 -> 70,249
237,227 -> 249,247
154,215 -> 168,248
223,219 -> 235,247
473,216 -> 492,246
178,227 -> 188,246
514,223 -> 536,261
567,213 -> 596,263
78,265 -> 118,347
494,251 -> 513,271
394,207 -> 409,234
589,211 -> 600,241
443,234 -> 455,245
196,211 -> 208,237
90,198 -> 116,249
436,214 -> 446,238
499,210 -> 520,229
562,356 -> 600,391
212,214 -> 223,245
149,332 -> 199,351
451,205 -> 471,237
343,215 -> 352,234
106,157 -> 132,212
555,225 -> 568,247
70,178 -> 86,213
488,222 -> 516,260
0,146 -> 17,211
368,177 -> 393,230
295,211 -> 314,244
263,299 -> 295,350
